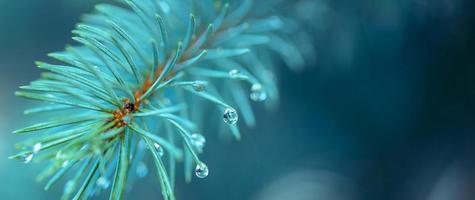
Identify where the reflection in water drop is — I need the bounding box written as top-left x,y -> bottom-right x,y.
192,81 -> 207,92
223,108 -> 238,125
195,162 -> 209,179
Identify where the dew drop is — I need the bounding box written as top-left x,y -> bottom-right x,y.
136,161 -> 148,178
192,81 -> 207,92
16,152 -> 34,164
195,162 -> 209,179
229,69 -> 241,78
190,133 -> 206,151
33,143 -> 42,153
154,143 -> 164,157
96,176 -> 110,189
250,83 -> 267,102
223,108 -> 238,125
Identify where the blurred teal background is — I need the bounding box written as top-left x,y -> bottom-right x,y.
1,0 -> 475,200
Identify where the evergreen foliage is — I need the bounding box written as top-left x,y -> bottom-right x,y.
10,0 -> 314,199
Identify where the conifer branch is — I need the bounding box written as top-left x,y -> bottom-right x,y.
11,0 -> 315,199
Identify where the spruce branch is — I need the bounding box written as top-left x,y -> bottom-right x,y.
11,0 -> 315,199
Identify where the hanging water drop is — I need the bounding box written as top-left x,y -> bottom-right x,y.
33,143 -> 42,153
250,83 -> 267,102
195,162 -> 209,178
192,81 -> 207,92
229,69 -> 241,78
154,143 -> 164,157
96,176 -> 110,189
223,108 -> 238,125
191,133 -> 206,151
136,161 -> 149,178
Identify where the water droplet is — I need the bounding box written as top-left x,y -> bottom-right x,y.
15,152 -> 33,163
96,176 -> 110,189
250,83 -> 267,102
223,108 -> 238,125
136,161 -> 148,178
192,81 -> 207,92
195,162 -> 209,178
33,143 -> 42,153
154,143 -> 164,157
229,69 -> 241,78
191,133 -> 206,151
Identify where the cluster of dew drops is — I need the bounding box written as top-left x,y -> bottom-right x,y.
15,68 -> 269,184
